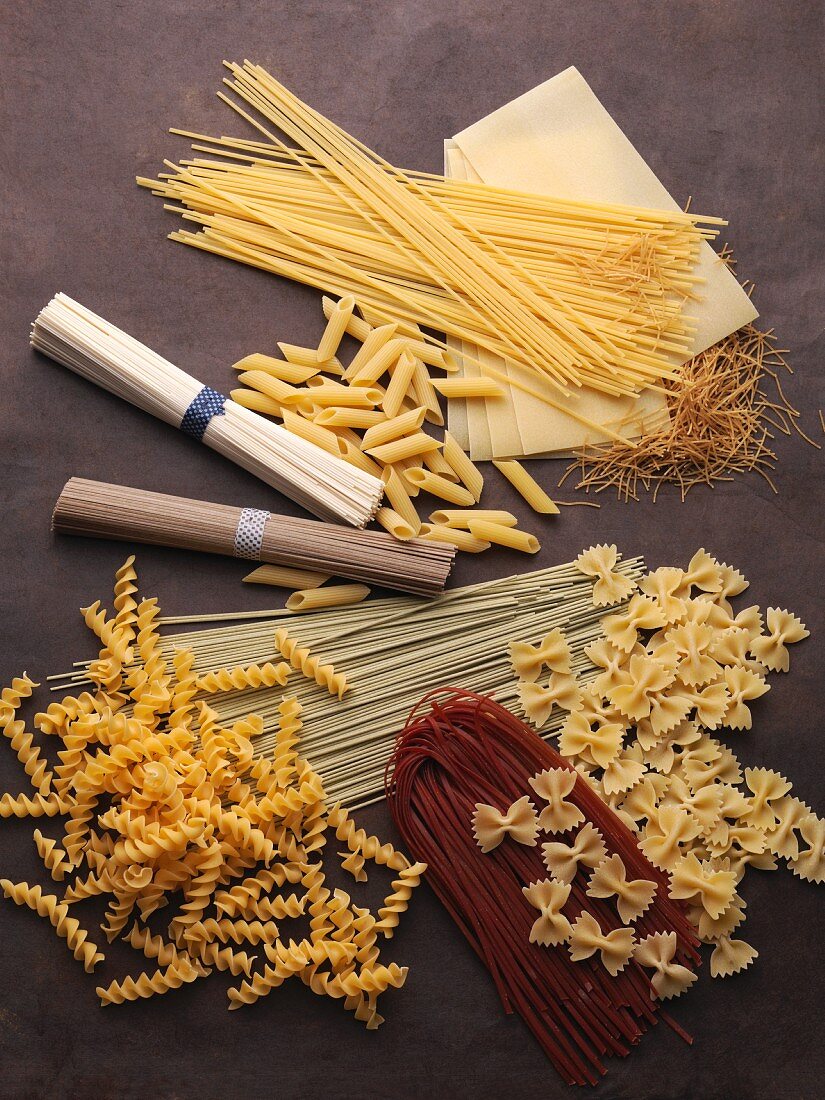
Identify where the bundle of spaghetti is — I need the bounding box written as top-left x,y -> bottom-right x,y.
386,689 -> 699,1085
139,60 -> 724,402
52,558 -> 645,807
31,294 -> 383,527
562,310 -> 818,500
0,557 -> 423,1020
52,478 -> 455,598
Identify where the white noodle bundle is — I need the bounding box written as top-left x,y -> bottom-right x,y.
31,294 -> 383,527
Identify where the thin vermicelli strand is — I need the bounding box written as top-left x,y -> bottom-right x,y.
386,690 -> 698,1086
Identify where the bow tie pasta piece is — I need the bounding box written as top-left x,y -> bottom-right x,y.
519,675 -> 582,729
676,549 -> 723,598
721,666 -> 769,730
559,713 -> 624,770
542,822 -> 606,884
568,911 -> 635,976
749,608 -> 809,673
587,854 -> 657,924
765,796 -> 811,860
691,892 -> 747,941
742,768 -> 792,830
584,639 -> 629,697
521,878 -> 573,946
528,768 -> 584,833
472,796 -> 539,854
665,621 -> 721,688
603,596 -> 668,653
789,814 -> 825,883
675,679 -> 730,730
639,805 -> 702,871
574,544 -> 638,608
681,739 -> 743,790
716,562 -> 749,602
633,932 -> 698,999
668,852 -> 738,919
638,568 -> 687,624
710,627 -> 753,668
509,629 -> 572,682
578,685 -> 623,729
709,935 -> 758,978
602,754 -> 647,797
606,654 -> 675,722
647,689 -> 694,739
664,774 -> 724,835
620,776 -> 669,824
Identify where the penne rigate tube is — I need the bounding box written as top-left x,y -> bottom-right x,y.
467,519 -> 541,554
432,377 -> 506,398
231,354 -> 319,385
285,583 -> 370,612
343,323 -> 398,380
316,294 -> 355,361
366,432 -> 443,464
349,339 -> 407,386
442,431 -> 484,502
280,408 -> 342,457
237,369 -> 302,405
418,524 -> 491,553
323,294 -> 372,343
243,564 -> 332,589
422,448 -> 460,482
314,407 -> 387,430
381,468 -> 421,531
404,469 -> 476,506
429,509 -> 519,528
297,386 -> 383,409
382,350 -> 417,419
361,406 -> 427,451
375,507 -> 417,541
230,388 -> 284,417
493,460 -> 560,515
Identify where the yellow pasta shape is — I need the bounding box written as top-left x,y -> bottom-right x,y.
242,564 -> 332,590
232,353 -> 319,384
442,432 -> 484,502
410,357 -> 444,426
376,507 -> 418,541
33,828 -> 69,881
542,823 -> 606,884
317,294 -> 355,360
0,791 -> 65,819
343,323 -> 399,380
336,437 -> 385,478
568,911 -> 635,976
275,628 -> 349,698
418,524 -> 490,553
429,508 -> 517,528
375,862 -> 427,938
277,342 -> 343,375
328,804 -> 409,870
467,519 -> 539,554
492,459 -> 558,514
471,796 -> 539,853
279,407 -> 342,456
314,407 -> 387,430
230,387 -> 284,417
286,585 -> 370,612
432,377 -> 505,398
634,932 -> 698,998
422,445 -> 459,482
361,406 -> 426,451
237,368 -> 301,406
195,661 -> 291,694
1,880 -> 104,971
97,956 -> 204,1005
380,467 -> 420,530
350,339 -> 407,386
586,854 -> 657,924
404,468 -> 475,505
521,878 -> 572,946
323,294 -> 371,342
381,349 -> 417,419
366,432 -> 442,464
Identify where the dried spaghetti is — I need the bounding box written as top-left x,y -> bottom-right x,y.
386,690 -> 699,1086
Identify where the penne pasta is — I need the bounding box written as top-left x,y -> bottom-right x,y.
432,377 -> 506,398
404,468 -> 475,506
314,407 -> 388,430
231,353 -> 319,384
375,507 -> 417,541
237,369 -> 302,405
285,583 -> 370,612
336,437 -> 385,478
382,350 -> 417,419
343,323 -> 398,380
429,509 -> 518,528
349,338 -> 407,386
242,564 -> 332,589
297,386 -> 383,409
423,447 -> 460,482
380,468 -> 421,530
366,432 -> 442,464
493,459 -> 560,514
442,431 -> 484,501
323,294 -> 372,343
229,388 -> 284,417
418,523 -> 490,553
410,358 -> 444,426
280,408 -> 342,457
361,406 -> 426,451
466,519 -> 540,554
316,294 -> 354,361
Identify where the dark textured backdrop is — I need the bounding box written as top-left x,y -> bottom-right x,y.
1,2 -> 823,1098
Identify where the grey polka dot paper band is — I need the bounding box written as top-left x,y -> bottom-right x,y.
179,386 -> 227,440
234,508 -> 271,559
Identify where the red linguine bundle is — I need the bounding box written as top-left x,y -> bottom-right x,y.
386,689 -> 700,1086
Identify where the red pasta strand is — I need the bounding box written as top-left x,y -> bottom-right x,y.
386,689 -> 699,1087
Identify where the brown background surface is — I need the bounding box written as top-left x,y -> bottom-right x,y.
1,2 -> 823,1098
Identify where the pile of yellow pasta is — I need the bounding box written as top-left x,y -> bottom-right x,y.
509,545 -> 822,979
230,294 -> 559,579
0,556 -> 425,1019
